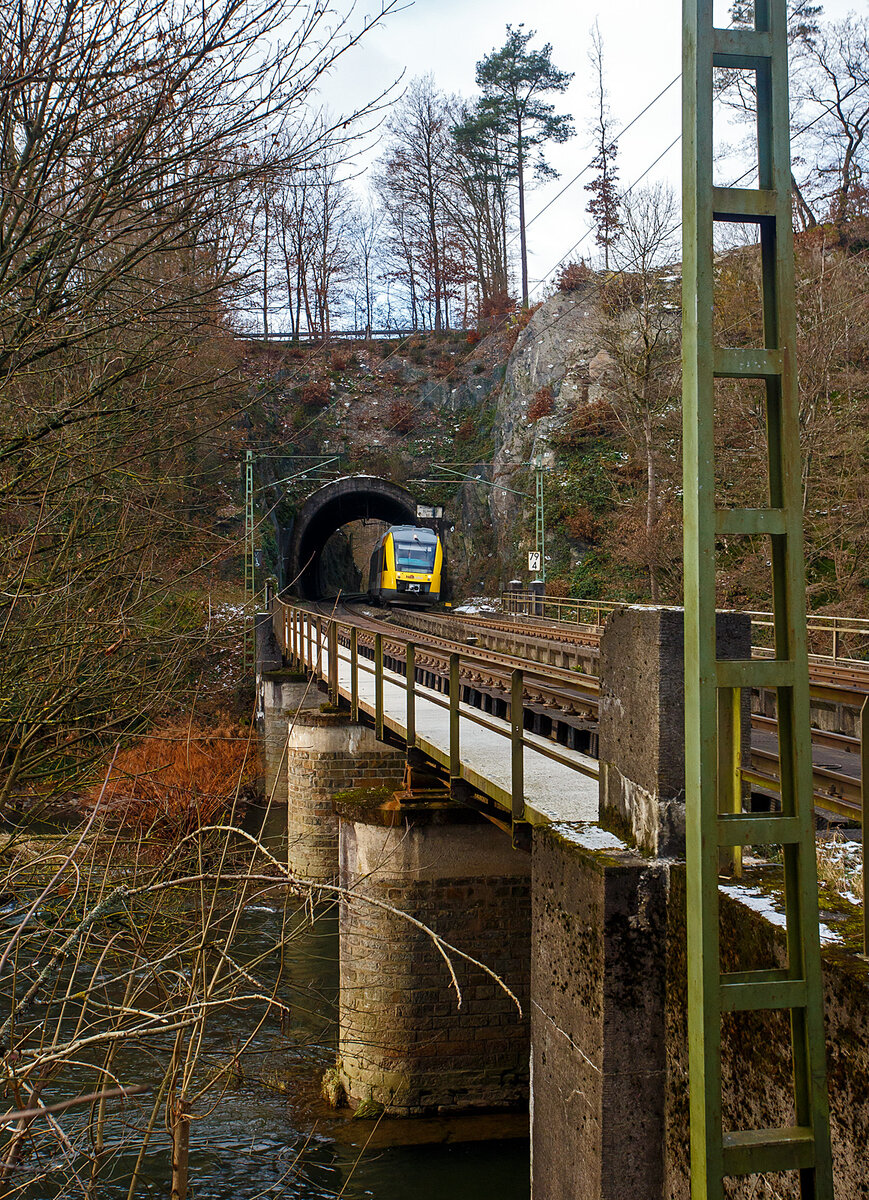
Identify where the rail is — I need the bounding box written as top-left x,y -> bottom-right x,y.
269,599 -> 869,953
501,591 -> 869,667
270,600 -> 599,830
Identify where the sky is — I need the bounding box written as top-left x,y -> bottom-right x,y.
312,0 -> 861,298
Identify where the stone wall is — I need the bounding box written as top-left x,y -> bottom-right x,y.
337,804 -> 531,1115
286,712 -> 405,881
530,826 -> 869,1200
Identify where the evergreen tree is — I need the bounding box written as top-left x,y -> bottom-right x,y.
475,25 -> 573,306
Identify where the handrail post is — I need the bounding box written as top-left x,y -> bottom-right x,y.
350,626 -> 359,723
374,633 -> 383,741
315,617 -> 323,678
406,643 -> 416,750
862,696 -> 868,956
449,653 -> 460,783
511,668 -> 524,823
291,610 -> 298,668
328,620 -> 338,703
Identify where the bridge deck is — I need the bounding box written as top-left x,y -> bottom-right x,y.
324,641 -> 599,825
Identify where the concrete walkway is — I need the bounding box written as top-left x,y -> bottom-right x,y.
318,642 -> 599,826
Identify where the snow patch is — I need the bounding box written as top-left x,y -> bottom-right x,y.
720,884 -> 842,945
550,822 -> 626,852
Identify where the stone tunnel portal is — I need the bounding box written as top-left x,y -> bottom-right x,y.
284,476 -> 419,599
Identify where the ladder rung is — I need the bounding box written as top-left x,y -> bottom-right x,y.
717,813 -> 801,846
712,27 -> 773,61
713,186 -> 777,222
714,347 -> 783,379
715,659 -> 794,688
722,1126 -> 815,1175
720,973 -> 807,1012
715,508 -> 786,536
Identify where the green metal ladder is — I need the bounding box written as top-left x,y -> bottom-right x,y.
244,449 -> 255,672
682,1 -> 833,1196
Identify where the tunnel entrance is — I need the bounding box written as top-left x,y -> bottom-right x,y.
284,477 -> 419,599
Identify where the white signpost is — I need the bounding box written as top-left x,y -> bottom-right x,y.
528,551 -> 541,574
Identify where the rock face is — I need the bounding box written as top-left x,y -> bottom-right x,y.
484,287 -> 605,585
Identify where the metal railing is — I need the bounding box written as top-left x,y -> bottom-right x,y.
270,598 -> 869,954
236,327 -> 464,344
502,591 -> 869,666
272,600 -> 598,829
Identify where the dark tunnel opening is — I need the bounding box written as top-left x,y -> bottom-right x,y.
284,477 -> 418,599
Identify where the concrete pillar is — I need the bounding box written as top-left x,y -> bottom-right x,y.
530,606 -> 750,1200
287,712 -> 405,882
531,824 -> 668,1200
598,607 -> 750,856
336,797 -> 531,1115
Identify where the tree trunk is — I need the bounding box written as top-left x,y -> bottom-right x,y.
517,121 -> 528,307
644,410 -> 659,603
170,1097 -> 190,1200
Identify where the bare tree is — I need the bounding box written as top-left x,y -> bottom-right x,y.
373,77 -> 457,332
585,22 -> 621,270
800,16 -> 869,224
596,184 -> 682,602
0,0 -> 398,803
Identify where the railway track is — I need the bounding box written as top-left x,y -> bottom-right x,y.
331,600 -> 869,825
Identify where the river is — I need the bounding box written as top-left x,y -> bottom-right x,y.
6,889 -> 530,1198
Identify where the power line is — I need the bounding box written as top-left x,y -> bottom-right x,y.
515,71 -> 682,245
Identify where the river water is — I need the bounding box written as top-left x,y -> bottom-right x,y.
8,894 -> 530,1198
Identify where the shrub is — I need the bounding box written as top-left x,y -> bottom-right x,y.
556,260 -> 593,292
566,507 -> 598,542
600,272 -> 644,315
466,329 -> 481,346
389,398 -> 416,433
479,291 -> 516,322
546,577 -> 570,597
528,385 -> 555,421
330,350 -> 349,371
297,377 -> 330,408
473,363 -> 485,375
89,725 -> 260,840
456,415 -> 476,441
434,355 -> 453,378
516,303 -> 542,332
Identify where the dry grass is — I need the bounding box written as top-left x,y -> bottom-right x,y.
88,725 -> 260,838
816,833 -> 863,904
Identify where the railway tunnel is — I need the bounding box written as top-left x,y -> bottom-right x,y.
283,475 -> 421,599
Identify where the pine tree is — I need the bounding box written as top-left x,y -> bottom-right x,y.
475,25 -> 573,307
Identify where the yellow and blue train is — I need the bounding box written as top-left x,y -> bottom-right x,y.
368,525 -> 443,606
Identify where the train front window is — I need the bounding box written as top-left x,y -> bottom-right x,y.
393,534 -> 437,572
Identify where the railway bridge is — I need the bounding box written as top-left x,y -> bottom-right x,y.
256,594 -> 869,1199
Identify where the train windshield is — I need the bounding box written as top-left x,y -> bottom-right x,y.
392,531 -> 437,572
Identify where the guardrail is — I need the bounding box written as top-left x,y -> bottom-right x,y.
270,598 -> 869,952
501,591 -> 869,667
236,328 -> 463,344
271,600 -> 599,830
